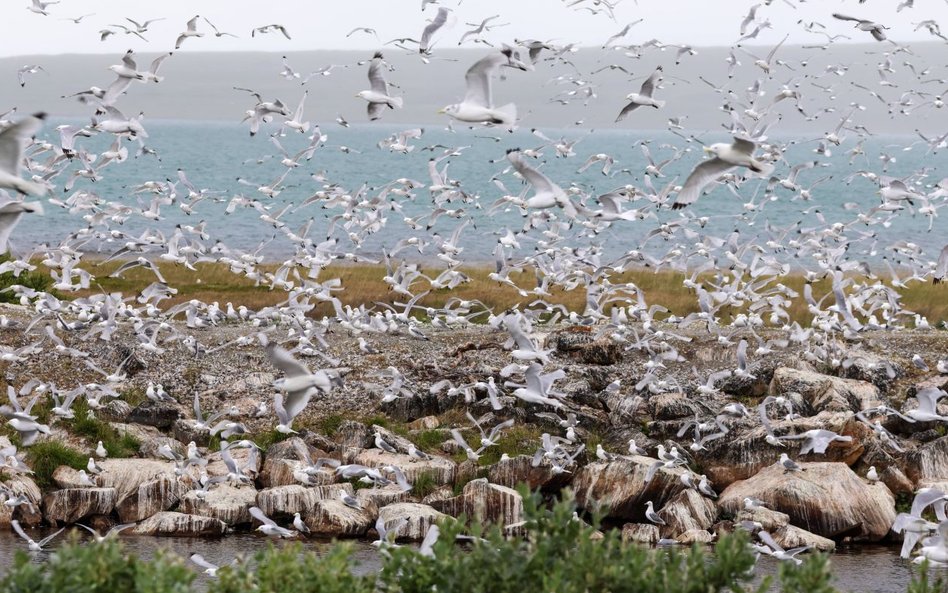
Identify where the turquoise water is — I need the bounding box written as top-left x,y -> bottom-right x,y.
18,118 -> 946,266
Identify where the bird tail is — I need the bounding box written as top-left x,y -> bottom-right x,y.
300,122 -> 311,133
389,96 -> 404,109
15,180 -> 47,197
749,160 -> 775,177
652,100 -> 666,109
495,103 -> 518,126
23,201 -> 44,215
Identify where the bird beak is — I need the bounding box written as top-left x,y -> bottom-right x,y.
436,108 -> 446,114
702,146 -> 713,153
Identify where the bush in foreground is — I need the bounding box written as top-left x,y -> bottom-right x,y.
0,490 -> 945,593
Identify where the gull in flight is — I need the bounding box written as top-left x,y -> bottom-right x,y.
615,66 -> 664,121
0,113 -> 48,196
12,520 -> 64,551
265,340 -> 342,433
757,530 -> 811,564
252,24 -> 291,39
439,46 -> 530,127
778,429 -> 853,455
75,522 -> 135,543
671,137 -> 775,209
832,13 -> 888,41
357,53 -> 403,121
190,554 -> 221,577
419,7 -> 451,55
175,15 -> 204,49
249,506 -> 295,538
506,149 -> 578,219
0,198 -> 44,254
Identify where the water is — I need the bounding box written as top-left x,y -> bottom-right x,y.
18,118 -> 947,266
0,530 -> 922,592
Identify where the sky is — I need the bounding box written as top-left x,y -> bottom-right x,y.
5,0 -> 948,58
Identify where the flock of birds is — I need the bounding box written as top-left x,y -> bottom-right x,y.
1,0 -> 948,575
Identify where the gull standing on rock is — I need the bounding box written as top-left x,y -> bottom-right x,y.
645,501 -> 665,525
357,53 -> 402,121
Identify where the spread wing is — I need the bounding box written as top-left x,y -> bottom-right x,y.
463,52 -> 504,108
507,150 -> 555,195
0,114 -> 44,175
639,67 -> 662,97
367,53 -> 388,94
671,157 -> 735,209
266,343 -> 311,378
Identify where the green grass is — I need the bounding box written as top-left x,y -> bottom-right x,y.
0,254 -> 57,304
412,429 -> 448,452
252,429 -> 291,450
64,400 -> 140,458
25,441 -> 87,489
411,471 -> 440,499
315,414 -> 345,437
119,387 -> 146,407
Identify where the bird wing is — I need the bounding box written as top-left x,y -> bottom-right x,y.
266,343 -> 311,378
367,53 -> 388,94
671,157 -> 734,209
249,506 -> 276,527
831,13 -> 862,23
736,339 -> 748,370
420,7 -> 449,52
11,520 -> 31,543
0,114 -> 44,176
191,554 -> 219,571
639,67 -> 662,97
758,530 -> 785,553
731,137 -> 757,155
463,52 -> 503,108
38,527 -> 65,547
911,488 -> 947,518
507,150 -> 556,196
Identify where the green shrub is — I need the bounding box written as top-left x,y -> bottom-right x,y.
211,543 -> 373,593
0,255 -> 55,305
25,441 -> 87,489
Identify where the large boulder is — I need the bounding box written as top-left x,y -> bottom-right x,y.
487,455 -> 572,491
126,401 -> 181,429
622,523 -> 660,544
179,484 -> 257,525
718,462 -> 895,541
351,449 -> 456,485
0,475 -> 42,526
115,474 -> 190,522
695,412 -> 867,488
43,488 -> 116,524
430,479 -> 523,527
772,525 -> 836,552
376,503 -> 448,541
572,457 -> 687,521
547,327 -> 622,365
255,484 -> 352,518
907,436 -> 948,485
304,499 -> 377,537
770,367 -> 881,414
659,488 -> 718,538
94,459 -> 186,521
133,511 -> 226,536
259,437 -> 332,488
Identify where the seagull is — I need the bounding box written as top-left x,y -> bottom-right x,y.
190,554 -> 221,577
175,15 -> 204,49
27,0 -> 59,16
357,53 -> 403,121
11,520 -> 64,552
439,46 -> 529,127
252,24 -> 291,39
779,453 -> 804,473
867,466 -> 879,483
615,66 -> 664,121
75,522 -> 135,543
644,501 -> 665,525
419,7 -> 451,55
0,113 -> 48,196
832,13 -> 888,41
934,245 -> 948,284
0,199 -> 44,254
16,65 -> 47,88
671,137 -> 775,209
249,506 -> 295,538
293,512 -> 310,535
757,530 -> 811,564
506,149 -> 578,218
265,341 -> 341,433
778,429 -> 853,455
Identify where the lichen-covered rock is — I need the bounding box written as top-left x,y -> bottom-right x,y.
772,524 -> 835,552
376,503 -> 448,541
907,436 -> 948,485
430,479 -> 522,527
0,475 -> 42,526
352,448 -> 456,485
304,499 -> 377,537
621,523 -> 659,544
43,488 -> 116,524
649,392 -> 700,421
172,419 -> 210,447
718,462 -> 895,541
133,511 -> 226,536
255,484 -> 352,518
659,488 -> 718,538
572,457 -> 687,521
115,474 -> 190,522
735,507 -> 790,531
677,529 -> 714,544
357,484 -> 413,508
206,446 -> 260,479
127,401 -> 181,429
179,484 -> 257,525
487,455 -> 572,491
258,436 -> 331,488
547,327 -> 622,365
695,412 -> 867,488
770,367 -> 881,414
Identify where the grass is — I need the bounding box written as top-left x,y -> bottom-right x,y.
119,387 -> 147,407
412,429 -> 448,451
314,414 -> 346,437
0,254 -> 57,304
252,429 -> 292,450
25,441 -> 87,489
64,400 -> 140,458
44,257 -> 948,327
410,471 -> 440,499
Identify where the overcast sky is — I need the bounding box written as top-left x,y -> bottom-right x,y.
6,0 -> 948,57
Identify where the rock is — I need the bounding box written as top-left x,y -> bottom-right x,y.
838,352 -> 902,391
659,489 -> 718,538
408,416 -> 440,430
695,412 -> 867,488
381,392 -> 442,421
333,421 -> 372,449
487,455 -> 572,491
179,484 -> 257,525
95,458 -> 181,508
43,488 -> 116,524
430,479 -> 522,527
604,391 -> 644,425
734,507 -> 790,531
572,457 -> 686,521
172,419 -> 210,447
0,475 -> 42,526
880,466 -> 914,495
648,392 -> 700,421
677,529 -> 714,544
376,503 -> 448,541
99,400 -> 132,423
133,511 -> 226,536
126,401 -> 181,429
622,523 -> 660,544
52,466 -> 90,489
255,484 -> 352,518
907,436 -> 948,485
207,446 -> 261,479
772,524 -> 835,552
547,326 -> 622,365
352,449 -> 456,485
115,474 -> 190,522
718,462 -> 895,541
258,437 -> 330,488
357,484 -> 413,508
771,367 -> 881,414
421,486 -> 454,505
304,499 -> 377,537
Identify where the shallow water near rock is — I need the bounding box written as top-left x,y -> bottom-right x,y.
0,530 -> 930,592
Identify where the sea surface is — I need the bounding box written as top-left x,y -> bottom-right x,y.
0,529 -> 924,592
16,118 -> 947,266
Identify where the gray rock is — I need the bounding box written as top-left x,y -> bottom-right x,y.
304,499 -> 377,537
430,479 -> 523,527
179,484 -> 257,525
43,488 -> 116,524
127,401 -> 181,429
255,484 -> 352,518
172,419 -> 210,447
770,367 -> 881,414
572,457 -> 687,521
133,511 -> 226,536
351,448 -> 456,486
659,488 -> 718,538
376,502 -> 448,541
621,523 -> 660,544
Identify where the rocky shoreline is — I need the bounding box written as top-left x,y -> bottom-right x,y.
1,301 -> 947,551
